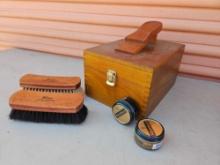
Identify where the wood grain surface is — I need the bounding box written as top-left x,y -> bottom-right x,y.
84,39 -> 184,118
9,90 -> 84,113
20,74 -> 81,89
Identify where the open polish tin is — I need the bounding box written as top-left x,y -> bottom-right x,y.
135,118 -> 165,150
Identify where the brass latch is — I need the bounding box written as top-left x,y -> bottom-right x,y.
106,69 -> 117,87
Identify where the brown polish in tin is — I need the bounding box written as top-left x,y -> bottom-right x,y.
135,118 -> 165,150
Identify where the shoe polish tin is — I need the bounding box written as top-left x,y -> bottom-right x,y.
112,97 -> 137,125
135,118 -> 165,150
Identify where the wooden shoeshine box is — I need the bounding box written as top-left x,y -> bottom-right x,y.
84,24 -> 184,119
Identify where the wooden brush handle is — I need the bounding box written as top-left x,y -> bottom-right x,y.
20,74 -> 81,89
116,21 -> 162,54
9,90 -> 84,113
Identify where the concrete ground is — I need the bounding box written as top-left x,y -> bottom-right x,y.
0,48 -> 219,165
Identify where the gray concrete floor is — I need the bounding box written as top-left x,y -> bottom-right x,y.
0,48 -> 219,165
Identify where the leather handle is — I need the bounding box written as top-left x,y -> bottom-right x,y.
116,21 -> 162,54
126,21 -> 162,44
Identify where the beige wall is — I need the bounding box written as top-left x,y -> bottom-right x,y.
0,0 -> 220,80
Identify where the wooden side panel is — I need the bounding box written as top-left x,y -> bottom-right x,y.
0,0 -> 219,80
84,52 -> 153,114
3,0 -> 220,9
0,44 -> 11,51
147,46 -> 184,115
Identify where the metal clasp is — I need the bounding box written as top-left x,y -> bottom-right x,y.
106,69 -> 117,87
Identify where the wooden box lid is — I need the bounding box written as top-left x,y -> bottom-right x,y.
85,39 -> 184,69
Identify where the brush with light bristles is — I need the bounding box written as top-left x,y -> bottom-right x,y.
9,90 -> 88,124
20,74 -> 81,93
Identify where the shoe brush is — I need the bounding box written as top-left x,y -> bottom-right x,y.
20,74 -> 81,93
9,90 -> 88,124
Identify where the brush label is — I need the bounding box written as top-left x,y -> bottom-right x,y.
40,96 -> 55,102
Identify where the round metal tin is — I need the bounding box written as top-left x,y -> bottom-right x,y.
135,118 -> 165,150
112,97 -> 137,125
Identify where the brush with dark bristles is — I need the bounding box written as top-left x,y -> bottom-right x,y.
9,90 -> 88,124
20,74 -> 81,93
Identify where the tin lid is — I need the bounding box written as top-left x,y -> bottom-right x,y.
112,97 -> 137,125
135,118 -> 165,142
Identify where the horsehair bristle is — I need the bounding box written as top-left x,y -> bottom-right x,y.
23,87 -> 81,93
9,105 -> 88,124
